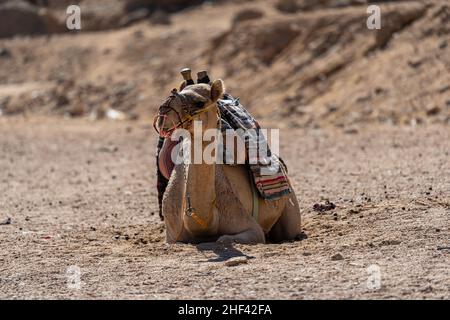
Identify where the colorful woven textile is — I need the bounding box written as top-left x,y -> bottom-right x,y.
217,94 -> 292,200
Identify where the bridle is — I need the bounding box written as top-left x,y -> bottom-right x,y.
153,89 -> 217,138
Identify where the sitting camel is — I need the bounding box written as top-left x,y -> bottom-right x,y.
154,79 -> 302,244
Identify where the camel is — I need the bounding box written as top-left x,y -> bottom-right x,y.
155,79 -> 302,244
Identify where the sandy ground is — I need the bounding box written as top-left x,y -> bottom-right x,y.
0,117 -> 449,299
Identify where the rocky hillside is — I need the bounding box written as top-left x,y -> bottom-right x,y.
0,0 -> 449,128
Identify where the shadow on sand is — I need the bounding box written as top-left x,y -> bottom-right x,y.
195,242 -> 255,263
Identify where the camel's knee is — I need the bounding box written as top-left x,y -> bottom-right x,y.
217,227 -> 265,245
268,196 -> 302,242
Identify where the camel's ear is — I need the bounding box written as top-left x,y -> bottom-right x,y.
179,81 -> 187,91
211,79 -> 224,102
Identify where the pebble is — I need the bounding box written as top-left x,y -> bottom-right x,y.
224,257 -> 248,267
380,240 -> 401,246
99,145 -> 118,153
331,253 -> 344,261
0,48 -> 11,58
0,217 -> 11,225
313,200 -> 336,213
408,58 -> 423,68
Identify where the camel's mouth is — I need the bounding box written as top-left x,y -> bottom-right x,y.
154,97 -> 215,138
153,111 -> 183,138
153,94 -> 185,138
154,85 -> 218,138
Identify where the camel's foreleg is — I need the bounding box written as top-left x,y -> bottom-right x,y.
217,218 -> 265,244
267,193 -> 302,243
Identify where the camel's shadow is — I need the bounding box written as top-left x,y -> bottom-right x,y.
195,242 -> 255,263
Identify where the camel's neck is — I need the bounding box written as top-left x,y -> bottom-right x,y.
184,106 -> 218,223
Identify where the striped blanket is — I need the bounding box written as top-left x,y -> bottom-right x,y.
217,94 -> 291,200
156,93 -> 291,219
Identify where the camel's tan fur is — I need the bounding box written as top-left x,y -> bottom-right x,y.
159,80 -> 302,244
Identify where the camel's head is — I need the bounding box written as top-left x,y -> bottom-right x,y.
154,79 -> 225,137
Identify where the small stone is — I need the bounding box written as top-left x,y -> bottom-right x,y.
374,87 -> 386,95
331,253 -> 344,261
99,145 -> 118,153
224,256 -> 248,267
408,58 -> 423,68
344,127 -> 359,135
0,48 -> 11,58
426,105 -> 440,116
313,200 -> 336,213
380,239 -> 401,246
420,286 -> 433,293
0,217 -> 11,225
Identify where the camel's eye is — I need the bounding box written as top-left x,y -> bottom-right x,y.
194,101 -> 205,109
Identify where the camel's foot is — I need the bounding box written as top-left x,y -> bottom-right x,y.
217,228 -> 265,245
